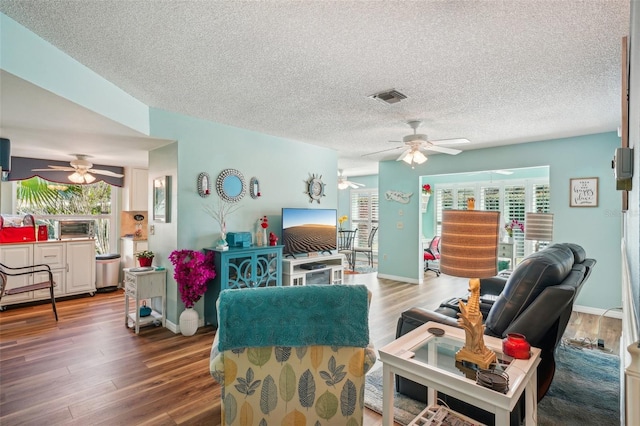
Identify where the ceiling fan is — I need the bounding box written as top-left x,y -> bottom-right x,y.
32,154 -> 124,184
337,169 -> 365,190
363,121 -> 470,166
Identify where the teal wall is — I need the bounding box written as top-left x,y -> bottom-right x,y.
148,108 -> 338,323
378,133 -> 622,311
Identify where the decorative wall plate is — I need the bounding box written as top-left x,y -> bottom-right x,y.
305,173 -> 326,203
197,172 -> 211,197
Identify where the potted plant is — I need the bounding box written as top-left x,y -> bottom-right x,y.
135,250 -> 155,267
168,249 -> 216,336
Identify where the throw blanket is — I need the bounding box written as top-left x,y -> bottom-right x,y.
217,284 -> 370,351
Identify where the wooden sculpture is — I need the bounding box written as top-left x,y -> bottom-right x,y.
456,278 -> 497,369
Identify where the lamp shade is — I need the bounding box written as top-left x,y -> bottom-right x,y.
524,212 -> 554,241
439,210 -> 500,278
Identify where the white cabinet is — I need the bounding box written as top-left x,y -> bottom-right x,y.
123,167 -> 149,211
34,242 -> 65,297
282,253 -> 345,286
124,268 -> 166,334
121,238 -> 148,270
0,240 -> 96,310
66,240 -> 96,294
0,244 -> 34,304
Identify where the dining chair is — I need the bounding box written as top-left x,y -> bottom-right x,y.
353,226 -> 378,267
337,228 -> 357,269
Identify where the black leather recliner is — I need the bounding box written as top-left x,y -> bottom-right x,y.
395,243 -> 595,423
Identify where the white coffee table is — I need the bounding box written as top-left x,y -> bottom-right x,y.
378,321 -> 541,426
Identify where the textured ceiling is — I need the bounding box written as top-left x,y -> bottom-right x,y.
0,0 -> 631,176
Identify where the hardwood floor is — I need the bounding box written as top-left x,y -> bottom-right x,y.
0,272 -> 621,425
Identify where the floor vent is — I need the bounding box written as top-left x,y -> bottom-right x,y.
369,89 -> 407,105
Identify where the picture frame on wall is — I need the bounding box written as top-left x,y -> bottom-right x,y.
153,175 -> 171,222
570,177 -> 598,207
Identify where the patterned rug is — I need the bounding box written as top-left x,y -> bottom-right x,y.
364,345 -> 619,425
344,265 -> 377,274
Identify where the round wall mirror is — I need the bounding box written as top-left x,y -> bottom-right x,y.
216,168 -> 246,203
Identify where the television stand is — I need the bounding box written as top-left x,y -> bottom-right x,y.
282,253 -> 345,286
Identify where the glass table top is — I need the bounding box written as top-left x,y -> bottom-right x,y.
408,334 -> 513,381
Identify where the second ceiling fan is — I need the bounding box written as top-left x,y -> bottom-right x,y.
32,154 -> 124,184
364,121 -> 470,166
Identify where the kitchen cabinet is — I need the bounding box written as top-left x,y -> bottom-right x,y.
0,240 -> 96,310
203,245 -> 282,326
123,167 -> 149,211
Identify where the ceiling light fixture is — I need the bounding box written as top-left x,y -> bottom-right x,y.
68,171 -> 96,184
401,149 -> 427,166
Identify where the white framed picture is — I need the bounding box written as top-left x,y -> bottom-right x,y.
570,177 -> 598,207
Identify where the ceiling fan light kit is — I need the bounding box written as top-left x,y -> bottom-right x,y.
31,154 -> 124,184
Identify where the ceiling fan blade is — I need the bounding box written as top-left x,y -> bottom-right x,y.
494,169 -> 514,175
89,169 -> 125,178
430,138 -> 470,146
361,146 -> 404,157
32,166 -> 76,172
348,181 -> 365,188
396,148 -> 411,161
424,145 -> 462,155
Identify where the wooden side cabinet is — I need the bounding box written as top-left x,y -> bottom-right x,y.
124,268 -> 166,334
203,245 -> 283,326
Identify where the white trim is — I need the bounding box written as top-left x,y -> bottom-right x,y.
573,304 -> 623,319
376,272 -> 421,284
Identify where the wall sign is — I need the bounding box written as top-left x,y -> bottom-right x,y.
570,177 -> 598,207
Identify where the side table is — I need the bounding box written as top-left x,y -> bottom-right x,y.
378,321 -> 541,426
124,268 -> 166,334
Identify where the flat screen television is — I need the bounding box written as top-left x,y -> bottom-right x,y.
281,208 -> 337,257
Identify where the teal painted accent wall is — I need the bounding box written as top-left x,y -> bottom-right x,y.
379,133 -> 622,310
148,108 -> 338,324
0,13 -> 149,134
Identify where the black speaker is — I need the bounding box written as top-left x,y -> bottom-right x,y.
0,138 -> 10,172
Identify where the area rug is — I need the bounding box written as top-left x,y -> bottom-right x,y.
345,265 -> 377,274
364,345 -> 619,425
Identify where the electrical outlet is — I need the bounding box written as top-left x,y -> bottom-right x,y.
150,225 -> 155,235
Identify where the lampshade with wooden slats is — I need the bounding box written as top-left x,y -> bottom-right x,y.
440,210 -> 501,279
524,212 -> 554,242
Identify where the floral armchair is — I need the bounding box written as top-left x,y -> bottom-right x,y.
210,285 -> 376,425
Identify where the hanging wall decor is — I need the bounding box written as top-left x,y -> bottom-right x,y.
216,168 -> 246,203
304,173 -> 326,203
385,190 -> 413,204
197,172 -> 211,197
250,177 -> 261,199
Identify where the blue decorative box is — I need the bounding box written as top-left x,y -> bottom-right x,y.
227,232 -> 252,247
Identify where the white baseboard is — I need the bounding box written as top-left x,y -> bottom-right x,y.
573,304 -> 623,319
376,272 -> 421,284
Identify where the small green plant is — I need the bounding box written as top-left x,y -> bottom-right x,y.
135,250 -> 155,259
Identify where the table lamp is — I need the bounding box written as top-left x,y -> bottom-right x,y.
440,209 -> 500,369
524,212 -> 554,252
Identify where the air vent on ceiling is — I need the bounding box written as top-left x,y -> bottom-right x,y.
369,89 -> 408,105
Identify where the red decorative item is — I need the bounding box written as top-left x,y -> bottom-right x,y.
260,216 -> 269,229
269,232 -> 278,246
139,257 -> 153,267
502,333 -> 531,359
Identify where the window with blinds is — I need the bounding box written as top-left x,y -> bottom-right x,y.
433,179 -> 548,258
350,189 -> 379,249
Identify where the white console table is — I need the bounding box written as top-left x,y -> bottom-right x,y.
282,253 -> 345,286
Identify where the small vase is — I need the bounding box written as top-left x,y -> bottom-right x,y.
502,333 -> 531,359
139,257 -> 153,267
179,307 -> 199,336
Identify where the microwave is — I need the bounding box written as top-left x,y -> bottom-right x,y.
57,220 -> 95,240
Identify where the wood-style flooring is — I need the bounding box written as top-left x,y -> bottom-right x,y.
0,272 -> 621,425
